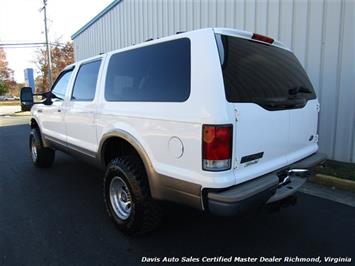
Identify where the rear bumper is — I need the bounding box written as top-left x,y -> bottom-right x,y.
206,152 -> 326,216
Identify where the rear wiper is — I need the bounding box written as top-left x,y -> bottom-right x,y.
288,86 -> 312,95
254,97 -> 306,104
253,97 -> 307,109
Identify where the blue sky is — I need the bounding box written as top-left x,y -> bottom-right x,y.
0,0 -> 113,82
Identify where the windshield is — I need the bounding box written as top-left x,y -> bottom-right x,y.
215,34 -> 316,110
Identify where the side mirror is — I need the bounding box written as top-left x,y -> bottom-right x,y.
20,87 -> 34,111
40,91 -> 53,105
20,87 -> 53,111
33,92 -> 50,104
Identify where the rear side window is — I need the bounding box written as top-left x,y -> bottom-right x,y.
72,60 -> 101,101
105,38 -> 190,102
215,34 -> 316,109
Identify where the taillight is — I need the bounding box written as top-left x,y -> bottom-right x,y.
252,33 -> 274,44
202,124 -> 233,171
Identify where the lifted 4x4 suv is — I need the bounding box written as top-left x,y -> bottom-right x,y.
23,28 -> 325,235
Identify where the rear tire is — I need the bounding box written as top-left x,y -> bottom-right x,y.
103,156 -> 162,235
29,128 -> 55,168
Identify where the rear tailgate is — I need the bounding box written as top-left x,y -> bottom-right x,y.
215,32 -> 319,184
231,101 -> 318,183
232,103 -> 289,178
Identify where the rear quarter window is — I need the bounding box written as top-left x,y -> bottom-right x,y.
105,38 -> 191,102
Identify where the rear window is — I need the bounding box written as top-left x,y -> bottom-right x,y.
105,38 -> 190,102
215,34 -> 316,109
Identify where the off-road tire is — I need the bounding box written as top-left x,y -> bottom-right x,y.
29,128 -> 55,168
103,156 -> 162,235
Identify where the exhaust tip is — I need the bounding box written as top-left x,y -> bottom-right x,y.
289,168 -> 312,178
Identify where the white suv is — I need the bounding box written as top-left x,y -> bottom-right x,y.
23,28 -> 325,235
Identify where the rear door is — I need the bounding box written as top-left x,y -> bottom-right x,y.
65,59 -> 102,155
215,33 -> 318,181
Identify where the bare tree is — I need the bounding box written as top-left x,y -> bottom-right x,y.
34,41 -> 74,93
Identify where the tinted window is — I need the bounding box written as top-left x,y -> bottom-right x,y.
72,60 -> 101,101
216,34 -> 316,110
51,70 -> 73,100
105,38 -> 190,102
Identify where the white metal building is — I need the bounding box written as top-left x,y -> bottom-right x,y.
71,0 -> 355,163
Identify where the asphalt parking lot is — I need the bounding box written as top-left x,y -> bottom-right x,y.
0,106 -> 29,127
1,121 -> 355,265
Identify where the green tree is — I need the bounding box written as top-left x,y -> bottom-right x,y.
0,83 -> 7,95
0,47 -> 16,96
34,41 -> 74,93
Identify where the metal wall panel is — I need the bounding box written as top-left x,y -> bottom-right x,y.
72,0 -> 355,163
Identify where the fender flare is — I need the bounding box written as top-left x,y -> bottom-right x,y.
98,129 -> 154,175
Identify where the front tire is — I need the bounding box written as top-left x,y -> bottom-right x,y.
29,128 -> 55,168
103,156 -> 162,235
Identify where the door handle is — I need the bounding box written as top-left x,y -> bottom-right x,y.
57,109 -> 62,112
37,109 -> 43,113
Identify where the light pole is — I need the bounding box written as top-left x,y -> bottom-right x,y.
41,0 -> 53,88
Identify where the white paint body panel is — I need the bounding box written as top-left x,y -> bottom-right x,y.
72,0 -> 355,163
32,28 -> 319,191
64,101 -> 98,153
39,100 -> 67,143
232,100 -> 319,185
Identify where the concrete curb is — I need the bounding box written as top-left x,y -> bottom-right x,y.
310,174 -> 355,193
0,112 -> 30,117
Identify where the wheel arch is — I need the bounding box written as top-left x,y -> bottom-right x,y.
98,130 -> 153,169
98,130 -> 202,210
29,117 -> 51,147
30,117 -> 39,129
98,130 -> 159,194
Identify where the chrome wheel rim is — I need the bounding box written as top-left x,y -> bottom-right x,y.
109,176 -> 132,220
31,137 -> 37,162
